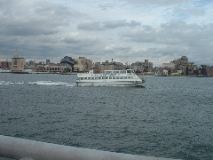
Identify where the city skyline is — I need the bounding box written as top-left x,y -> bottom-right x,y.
0,0 -> 213,65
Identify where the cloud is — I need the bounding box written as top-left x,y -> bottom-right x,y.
78,20 -> 141,31
122,22 -> 213,64
122,0 -> 190,6
0,0 -> 213,65
0,0 -> 86,36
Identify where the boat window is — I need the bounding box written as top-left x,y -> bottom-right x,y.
127,70 -> 134,73
109,77 -> 112,79
105,71 -> 111,74
120,70 -> 126,74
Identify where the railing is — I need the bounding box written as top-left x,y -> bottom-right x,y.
0,135 -> 181,160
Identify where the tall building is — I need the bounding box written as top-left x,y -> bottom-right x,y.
0,60 -> 10,70
60,56 -> 75,72
73,57 -> 93,72
131,59 -> 153,73
11,56 -> 25,72
172,56 -> 197,75
94,61 -> 125,73
46,59 -> 50,65
206,67 -> 213,77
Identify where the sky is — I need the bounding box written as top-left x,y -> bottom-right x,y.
0,0 -> 213,65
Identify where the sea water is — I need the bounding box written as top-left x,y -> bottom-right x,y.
0,73 -> 213,160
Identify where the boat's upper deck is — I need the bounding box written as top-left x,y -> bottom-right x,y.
78,69 -> 135,77
76,69 -> 141,81
103,69 -> 135,75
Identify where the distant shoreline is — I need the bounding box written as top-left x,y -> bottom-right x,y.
0,71 -> 212,78
0,71 -> 77,75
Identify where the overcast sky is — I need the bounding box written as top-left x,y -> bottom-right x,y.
0,0 -> 213,65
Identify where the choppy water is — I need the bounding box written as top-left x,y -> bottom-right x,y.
0,73 -> 213,160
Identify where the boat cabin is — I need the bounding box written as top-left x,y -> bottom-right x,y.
77,69 -> 136,81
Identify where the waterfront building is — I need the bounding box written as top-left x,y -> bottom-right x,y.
73,57 -> 93,72
162,69 -> 169,76
45,64 -> 66,73
131,62 -> 144,73
33,63 -> 67,73
162,62 -> 175,70
60,56 -> 75,72
25,60 -> 36,69
10,56 -> 25,72
206,67 -> 213,77
199,65 -> 213,77
94,60 -> 125,73
143,59 -> 153,72
46,59 -> 50,65
171,56 -> 198,75
0,60 -> 10,70
158,56 -> 198,76
131,59 -> 153,73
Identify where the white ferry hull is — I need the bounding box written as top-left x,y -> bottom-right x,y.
76,80 -> 143,87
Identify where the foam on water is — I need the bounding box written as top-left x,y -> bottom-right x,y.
28,81 -> 75,87
0,81 -> 24,85
0,80 -> 75,87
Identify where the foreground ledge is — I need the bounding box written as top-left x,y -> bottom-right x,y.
0,135 -> 181,160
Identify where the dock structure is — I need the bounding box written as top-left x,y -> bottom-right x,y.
0,135 -> 181,160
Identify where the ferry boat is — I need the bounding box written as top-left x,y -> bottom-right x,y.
76,69 -> 144,87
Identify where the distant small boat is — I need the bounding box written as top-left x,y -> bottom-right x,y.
76,69 -> 144,87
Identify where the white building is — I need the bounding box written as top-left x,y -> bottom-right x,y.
11,56 -> 25,72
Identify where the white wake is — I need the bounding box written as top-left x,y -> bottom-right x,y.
0,81 -> 24,85
28,81 -> 75,87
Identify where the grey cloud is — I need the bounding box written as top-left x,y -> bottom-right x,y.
78,20 -> 141,31
0,23 -> 57,36
0,0 -> 213,65
124,22 -> 213,46
0,0 -> 86,37
122,22 -> 213,64
122,0 -> 190,6
62,36 -> 101,50
0,0 -> 92,58
174,7 -> 205,17
99,2 -> 114,10
0,30 -> 107,59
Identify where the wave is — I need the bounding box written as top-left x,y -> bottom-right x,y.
0,81 -> 75,87
28,81 -> 75,87
0,81 -> 24,85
